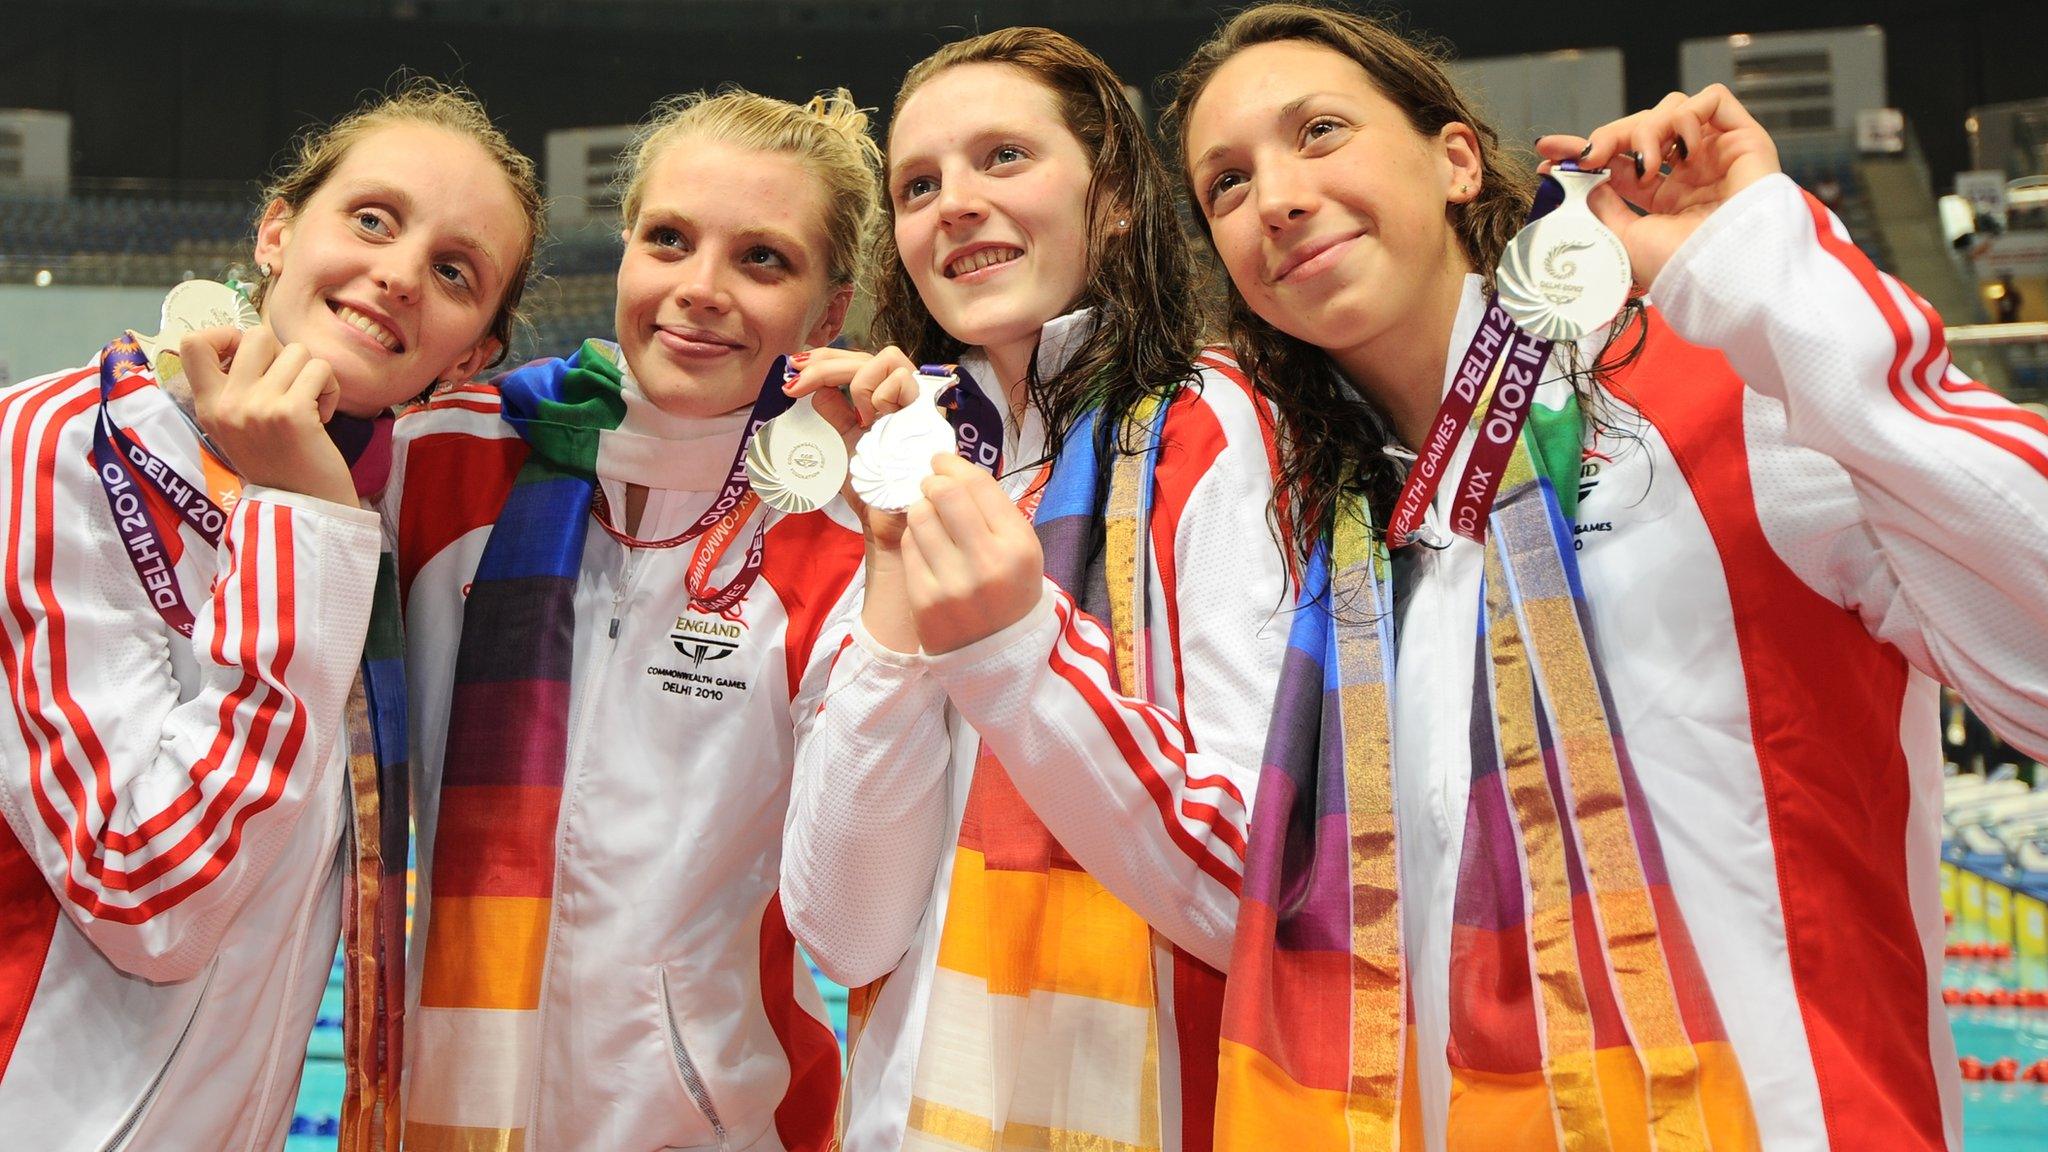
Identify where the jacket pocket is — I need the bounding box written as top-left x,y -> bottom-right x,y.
658,968 -> 732,1152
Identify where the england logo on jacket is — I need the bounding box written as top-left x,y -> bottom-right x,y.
670,608 -> 747,666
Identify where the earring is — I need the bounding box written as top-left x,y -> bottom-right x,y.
258,262 -> 271,278
1116,218 -> 1129,231
1458,184 -> 1470,196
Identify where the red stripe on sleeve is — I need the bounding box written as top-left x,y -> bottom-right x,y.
2,382 -> 316,920
1041,595 -> 1247,892
1803,196 -> 2048,476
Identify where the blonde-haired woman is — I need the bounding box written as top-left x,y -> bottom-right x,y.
392,88 -> 879,1152
0,82 -> 540,1151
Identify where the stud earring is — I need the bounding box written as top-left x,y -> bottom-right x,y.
1116,218 -> 1129,231
258,262 -> 271,278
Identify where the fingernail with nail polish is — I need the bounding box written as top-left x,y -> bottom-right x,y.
1632,152 -> 1646,180
1675,138 -> 1690,161
1577,143 -> 1594,160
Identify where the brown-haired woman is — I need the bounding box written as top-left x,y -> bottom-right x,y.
0,80 -> 539,1151
1163,4 -> 2048,1150
780,26 -> 1289,1152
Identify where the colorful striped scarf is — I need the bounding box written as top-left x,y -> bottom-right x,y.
405,340 -> 626,1152
338,552 -> 410,1152
906,396 -> 1172,1152
1216,410 -> 1762,1149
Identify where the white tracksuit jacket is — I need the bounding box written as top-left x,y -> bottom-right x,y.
1380,175 -> 2048,1152
780,311 -> 1293,1152
788,176 -> 2048,1152
0,355 -> 379,1150
390,374 -> 856,1151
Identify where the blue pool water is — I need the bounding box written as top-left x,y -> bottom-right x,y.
1944,953 -> 2048,1152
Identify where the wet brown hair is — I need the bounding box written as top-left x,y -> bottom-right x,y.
1163,3 -> 1639,561
867,26 -> 1206,460
256,78 -> 544,371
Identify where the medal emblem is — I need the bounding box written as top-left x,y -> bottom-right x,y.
745,390 -> 846,514
1495,167 -> 1632,343
849,366 -> 961,513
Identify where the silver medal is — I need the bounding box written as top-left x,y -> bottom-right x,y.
848,367 -> 958,513
745,392 -> 848,514
1495,167 -> 1632,344
131,279 -> 261,385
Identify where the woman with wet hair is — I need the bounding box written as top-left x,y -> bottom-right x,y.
782,26 -> 1288,1152
1162,4 -> 2048,1149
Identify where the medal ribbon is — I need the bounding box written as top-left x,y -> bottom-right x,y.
588,482 -> 764,614
591,357 -> 797,549
593,357 -> 1007,613
930,362 -> 1007,476
585,357 -> 793,615
1443,326 -> 1551,540
1384,169 -> 1589,547
92,337 -> 230,638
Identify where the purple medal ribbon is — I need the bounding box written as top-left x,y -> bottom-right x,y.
590,356 -> 800,616
1443,325 -> 1553,542
1385,172 -> 1573,547
653,356 -> 1007,614
92,337 -> 229,638
690,356 -> 801,541
925,362 -> 1006,476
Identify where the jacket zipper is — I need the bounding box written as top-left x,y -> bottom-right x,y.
525,526 -> 640,1130
102,964 -> 216,1152
659,970 -> 731,1151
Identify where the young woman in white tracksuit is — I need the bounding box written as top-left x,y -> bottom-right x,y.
0,86 -> 539,1152
390,90 -> 879,1152
1156,5 -> 2048,1150
779,28 -> 1293,1152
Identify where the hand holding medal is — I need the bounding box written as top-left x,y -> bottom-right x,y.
1388,159 -> 1637,546
779,344 -> 925,540
132,279 -> 261,389
183,323 -> 360,508
1385,86 -> 1781,549
1534,83 -> 1782,290
781,345 -> 1007,529
899,454 -> 1045,655
849,367 -> 965,513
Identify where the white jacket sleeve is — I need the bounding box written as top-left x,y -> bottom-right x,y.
1655,172 -> 2048,757
0,393 -> 379,982
924,372 -> 1288,970
781,613 -> 955,988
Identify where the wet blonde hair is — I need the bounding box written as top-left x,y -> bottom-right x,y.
255,78 -> 544,369
617,87 -> 882,288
